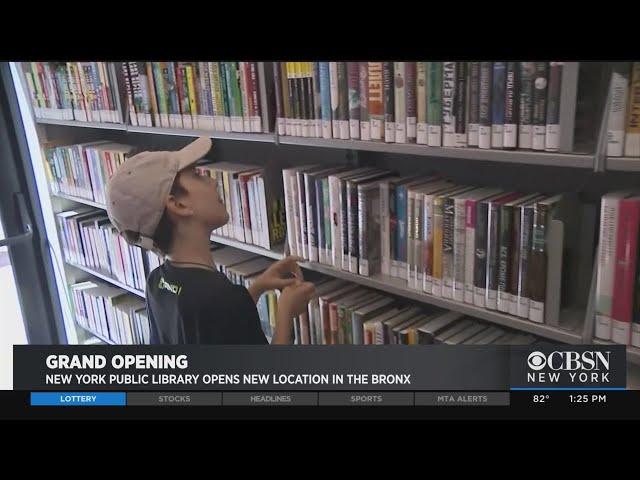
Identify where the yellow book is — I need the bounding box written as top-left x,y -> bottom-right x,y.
267,291 -> 278,333
185,64 -> 199,125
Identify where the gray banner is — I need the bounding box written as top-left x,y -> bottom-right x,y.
415,392 -> 510,406
223,392 -> 317,406
127,392 -> 222,406
319,392 -> 414,406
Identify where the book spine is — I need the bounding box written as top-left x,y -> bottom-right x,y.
305,173 -> 319,262
417,62 -> 428,144
486,201 -> 501,310
383,61 -> 395,143
497,204 -> 513,312
412,191 -> 423,288
305,62 -> 315,137
468,62 -> 480,147
337,62 -> 350,139
396,185 -> 409,279
464,198 -> 477,304
518,62 -> 535,149
296,171 -> 308,259
274,62 -> 285,135
122,63 -> 137,125
491,62 -> 506,149
394,62 -> 407,143
478,62 -> 492,149
287,62 -> 298,136
250,62 -> 262,132
508,203 -> 523,315
347,62 -> 360,139
528,202 -> 549,323
427,62 -> 443,146
453,198 -> 467,302
315,177 -> 325,263
389,183 -> 398,277
441,197 -> 456,298
611,198 -> 640,344
347,180 -> 359,272
423,193 -> 435,292
454,61 -> 468,147
329,175 -> 342,266
368,62 -> 384,141
322,178 -> 332,264
298,62 -> 310,137
442,62 -> 456,147
625,63 -> 640,156
319,62 -> 332,139
219,63 -> 231,131
329,62 -> 339,138
515,204 -> 535,318
474,201 -> 489,307
165,62 -> 182,128
432,196 -> 445,296
405,62 -> 417,143
230,62 -> 245,132
239,62 -> 252,132
545,62 -> 563,152
175,63 -> 191,129
380,182 -> 391,275
358,187 -> 368,275
312,62 -> 322,137
359,62 -> 370,140
276,63 -> 289,136
504,61 -> 520,149
239,175 -> 253,244
532,62 -> 549,151
407,191 -> 416,286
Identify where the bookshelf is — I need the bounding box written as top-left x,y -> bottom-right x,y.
75,321 -> 116,345
23,62 -> 640,361
65,261 -> 145,298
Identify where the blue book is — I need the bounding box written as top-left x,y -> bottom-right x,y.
491,62 -> 506,148
319,62 -> 331,138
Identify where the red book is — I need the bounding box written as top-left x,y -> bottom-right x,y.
611,195 -> 640,344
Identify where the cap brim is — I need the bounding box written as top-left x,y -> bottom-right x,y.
174,136 -> 212,169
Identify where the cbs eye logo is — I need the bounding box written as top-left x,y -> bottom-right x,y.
527,351 -> 547,371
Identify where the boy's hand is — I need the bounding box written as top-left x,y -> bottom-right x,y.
248,256 -> 304,303
277,281 -> 316,319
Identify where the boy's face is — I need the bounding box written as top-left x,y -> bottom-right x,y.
173,166 -> 229,229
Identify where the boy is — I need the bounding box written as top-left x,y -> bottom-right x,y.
105,136 -> 315,344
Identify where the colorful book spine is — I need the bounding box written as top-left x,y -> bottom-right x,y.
532,62 -> 549,151
503,62 -> 519,149
347,62 -> 360,139
442,62 -> 456,147
417,62 -> 428,145
165,62 -> 182,129
519,62 -> 535,149
625,63 -> 640,157
478,62 -> 492,149
611,196 -> 640,344
394,62 -> 407,143
319,62 -> 332,139
441,196 -> 456,298
491,62 -> 506,149
427,62 -> 443,147
468,62 -> 480,147
368,62 -> 384,141
545,62 -> 563,152
405,62 -> 417,143
359,62 -> 370,141
383,62 -> 395,143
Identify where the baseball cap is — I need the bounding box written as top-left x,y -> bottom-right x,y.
106,136 -> 212,250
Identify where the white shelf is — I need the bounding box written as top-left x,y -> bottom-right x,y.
277,136 -> 595,168
66,261 -> 145,298
593,338 -> 640,366
53,193 -> 107,209
75,320 -> 116,344
606,157 -> 640,172
210,234 -> 284,260
35,118 -> 127,131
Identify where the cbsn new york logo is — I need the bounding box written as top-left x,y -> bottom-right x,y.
526,351 -> 611,383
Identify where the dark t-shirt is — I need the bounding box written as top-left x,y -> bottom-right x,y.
146,261 -> 268,345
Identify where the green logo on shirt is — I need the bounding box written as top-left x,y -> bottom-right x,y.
158,276 -> 182,295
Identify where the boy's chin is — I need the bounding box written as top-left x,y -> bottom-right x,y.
212,215 -> 229,230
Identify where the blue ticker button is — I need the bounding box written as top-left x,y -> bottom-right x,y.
31,392 -> 126,406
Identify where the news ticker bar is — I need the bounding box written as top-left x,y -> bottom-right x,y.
30,391 -> 513,407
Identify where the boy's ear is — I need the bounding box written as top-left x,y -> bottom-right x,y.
165,194 -> 194,218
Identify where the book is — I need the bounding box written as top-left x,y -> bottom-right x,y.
337,62 -> 350,139
453,61 -> 468,147
347,62 -> 360,140
503,62 -> 519,149
532,62 -> 549,151
491,62 -> 506,149
359,62 -> 370,141
519,62 -> 535,149
368,62 -> 384,141
405,62 -> 417,144
427,62 -> 443,146
417,311 -> 465,344
358,178 -> 387,276
513,199 -> 539,318
417,62 -> 428,145
351,297 -> 395,345
478,62 -> 492,149
383,62 -> 395,143
444,322 -> 488,345
442,62 -> 456,147
319,62 -> 332,139
394,62 -> 407,144
467,62 -> 480,147
545,62 -> 563,152
625,63 -> 640,157
312,62 -> 322,137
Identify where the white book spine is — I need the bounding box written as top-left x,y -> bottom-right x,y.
468,124 -> 479,147
329,176 -> 342,267
282,171 -> 297,256
305,177 -> 318,263
296,174 -> 308,259
385,120 -> 396,143
595,195 -> 622,340
428,125 -> 442,147
478,125 -> 491,149
452,198 -> 467,303
380,182 -> 391,276
504,124 -> 517,148
361,121 -> 371,141
491,125 -> 504,148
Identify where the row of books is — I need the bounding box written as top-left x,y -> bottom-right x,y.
283,166 -> 572,324
273,62 -> 564,151
121,62 -> 264,132
22,62 -> 122,123
44,141 -> 132,205
57,207 -> 160,292
595,191 -> 640,347
71,280 -> 150,344
607,62 -> 640,157
196,162 -> 285,249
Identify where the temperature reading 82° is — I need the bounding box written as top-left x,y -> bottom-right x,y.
533,394 -> 550,403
